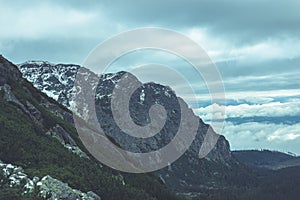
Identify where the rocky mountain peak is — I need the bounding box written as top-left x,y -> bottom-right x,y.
17,60 -> 237,191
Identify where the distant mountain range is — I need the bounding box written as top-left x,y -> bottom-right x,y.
1,55 -> 300,199
233,150 -> 300,170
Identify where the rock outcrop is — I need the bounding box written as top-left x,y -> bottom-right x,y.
37,175 -> 101,200
46,124 -> 88,158
0,160 -> 101,200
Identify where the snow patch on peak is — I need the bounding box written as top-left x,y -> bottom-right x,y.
140,89 -> 145,103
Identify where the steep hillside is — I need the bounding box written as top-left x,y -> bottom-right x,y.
0,55 -> 181,200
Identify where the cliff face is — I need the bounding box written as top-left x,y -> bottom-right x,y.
17,60 -> 239,191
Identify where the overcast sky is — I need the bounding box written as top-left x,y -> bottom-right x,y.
1,0 -> 300,154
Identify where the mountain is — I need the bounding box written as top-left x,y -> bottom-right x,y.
17,61 -> 253,192
2,56 -> 300,199
17,61 -> 234,161
0,55 -> 181,200
233,150 -> 300,170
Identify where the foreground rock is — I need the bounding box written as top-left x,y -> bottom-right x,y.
0,160 -> 101,200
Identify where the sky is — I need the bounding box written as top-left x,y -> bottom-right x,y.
1,0 -> 300,154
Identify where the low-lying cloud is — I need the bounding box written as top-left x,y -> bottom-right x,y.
223,121 -> 300,154
195,100 -> 300,121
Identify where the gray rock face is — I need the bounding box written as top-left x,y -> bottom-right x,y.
26,101 -> 42,121
18,61 -> 237,191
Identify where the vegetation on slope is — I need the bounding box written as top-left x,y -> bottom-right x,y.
0,72 -> 181,200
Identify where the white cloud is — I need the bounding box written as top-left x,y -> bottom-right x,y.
0,2 -> 105,39
185,27 -> 300,64
230,37 -> 300,64
186,28 -> 236,63
183,89 -> 300,104
268,132 -> 300,141
222,121 -> 300,154
224,89 -> 300,100
141,27 -> 300,66
194,100 -> 300,121
226,101 -> 300,118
